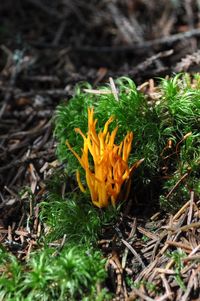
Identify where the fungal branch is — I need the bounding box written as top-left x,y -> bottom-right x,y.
66,107 -> 143,208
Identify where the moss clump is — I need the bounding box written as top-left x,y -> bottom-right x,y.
0,245 -> 109,301
40,172 -> 119,244
0,173 -> 115,300
156,74 -> 200,211
55,78 -> 161,192
54,74 -> 200,211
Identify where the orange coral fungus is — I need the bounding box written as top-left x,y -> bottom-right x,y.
66,108 -> 143,208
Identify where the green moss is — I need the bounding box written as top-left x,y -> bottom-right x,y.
54,77 -> 161,188
156,74 -> 200,211
40,172 -> 119,244
0,170 -> 115,300
54,74 -> 200,211
0,245 -> 109,301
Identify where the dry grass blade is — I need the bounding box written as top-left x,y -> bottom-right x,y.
121,238 -> 146,269
109,77 -> 119,101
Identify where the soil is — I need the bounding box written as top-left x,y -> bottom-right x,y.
0,1 -> 200,300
